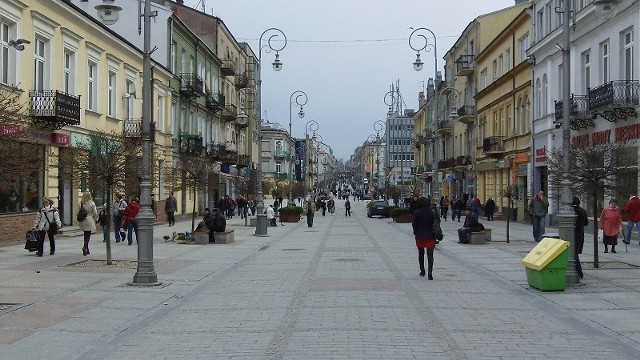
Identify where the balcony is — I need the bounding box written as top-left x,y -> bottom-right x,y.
221,59 -> 236,76
437,157 -> 456,169
482,136 -> 505,156
179,73 -> 203,98
276,172 -> 289,180
455,54 -> 475,76
456,105 -> 475,125
456,155 -> 471,166
273,150 -> 288,159
29,90 -> 81,129
206,92 -> 225,112
207,143 -> 225,161
235,73 -> 249,88
554,94 -> 594,130
123,118 -> 142,138
220,104 -> 238,122
178,135 -> 204,154
588,80 -> 639,122
237,154 -> 251,168
220,149 -> 237,164
437,120 -> 452,134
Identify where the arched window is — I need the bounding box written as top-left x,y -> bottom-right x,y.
542,74 -> 548,115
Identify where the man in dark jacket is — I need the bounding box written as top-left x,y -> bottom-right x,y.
453,198 -> 465,222
458,213 -> 484,244
165,192 -> 177,226
484,197 -> 496,221
572,197 -> 588,278
204,208 -> 216,243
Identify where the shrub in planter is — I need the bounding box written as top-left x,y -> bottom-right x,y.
278,206 -> 303,222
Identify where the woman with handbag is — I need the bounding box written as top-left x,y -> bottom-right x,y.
412,196 -> 437,280
78,191 -> 99,256
33,197 -> 62,256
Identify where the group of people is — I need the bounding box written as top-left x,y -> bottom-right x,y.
214,194 -> 256,221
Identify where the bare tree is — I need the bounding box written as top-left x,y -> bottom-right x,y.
174,152 -> 212,234
58,130 -> 142,264
547,141 -> 636,267
500,185 -> 517,244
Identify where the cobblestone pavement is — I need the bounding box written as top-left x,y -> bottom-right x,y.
1,200 -> 639,359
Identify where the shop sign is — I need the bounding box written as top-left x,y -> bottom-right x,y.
535,147 -> 547,163
51,132 -> 70,146
517,164 -> 527,177
0,124 -> 21,135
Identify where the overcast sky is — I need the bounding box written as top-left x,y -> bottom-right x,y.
182,0 -> 520,160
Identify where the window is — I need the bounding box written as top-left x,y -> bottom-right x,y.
87,61 -> 97,111
542,75 -> 548,115
519,34 -> 529,62
170,40 -> 177,72
623,30 -> 634,81
108,71 -> 116,117
582,51 -> 591,92
601,41 -> 610,83
545,3 -> 552,34
1,21 -> 10,85
126,79 -> 134,118
535,78 -> 541,117
157,95 -> 164,132
537,9 -> 544,40
63,50 -> 75,94
498,55 -> 504,77
480,68 -> 488,89
34,38 -> 46,91
505,48 -> 511,71
275,160 -> 282,174
492,59 -> 497,81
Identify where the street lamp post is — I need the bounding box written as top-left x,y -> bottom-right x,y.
305,120 -> 319,195
94,0 -> 157,284
288,90 -> 307,205
237,88 -> 254,226
374,120 -> 386,199
255,28 -> 287,237
410,27 -> 439,199
312,133 -> 324,194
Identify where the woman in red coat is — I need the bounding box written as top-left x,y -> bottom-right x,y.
411,196 -> 436,279
123,197 -> 140,245
599,199 -> 622,253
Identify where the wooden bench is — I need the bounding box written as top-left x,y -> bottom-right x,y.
215,229 -> 235,244
469,228 -> 492,245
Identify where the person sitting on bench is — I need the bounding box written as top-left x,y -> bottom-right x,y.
458,213 -> 485,244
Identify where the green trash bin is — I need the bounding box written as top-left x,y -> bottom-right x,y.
522,237 -> 570,291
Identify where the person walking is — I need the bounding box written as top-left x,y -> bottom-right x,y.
304,197 -> 316,227
485,197 -> 496,221
98,205 -> 109,242
111,197 -> 124,242
572,197 -> 588,278
165,192 -> 177,226
599,198 -> 622,253
454,198 -> 464,222
470,196 -> 481,218
623,194 -> 640,245
78,191 -> 98,256
123,197 -> 141,245
345,199 -> 351,216
33,197 -> 62,256
528,191 -> 549,242
441,195 -> 450,221
117,194 -> 127,242
412,197 -> 436,279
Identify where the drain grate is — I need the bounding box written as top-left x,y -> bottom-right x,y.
64,260 -> 138,269
582,261 -> 639,269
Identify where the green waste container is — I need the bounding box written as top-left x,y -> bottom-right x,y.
522,237 -> 570,291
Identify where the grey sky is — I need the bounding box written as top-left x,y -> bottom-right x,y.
183,0 -> 520,160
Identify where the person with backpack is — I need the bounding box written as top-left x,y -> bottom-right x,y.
78,191 -> 98,256
304,197 -> 317,227
33,197 -> 62,256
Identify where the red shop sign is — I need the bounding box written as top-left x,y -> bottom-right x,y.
0,124 -> 21,135
51,132 -> 70,146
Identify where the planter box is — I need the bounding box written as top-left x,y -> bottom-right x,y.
192,232 -> 209,244
393,214 -> 413,223
279,212 -> 301,222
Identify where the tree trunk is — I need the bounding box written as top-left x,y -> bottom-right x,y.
191,182 -> 197,235
592,188 -> 599,268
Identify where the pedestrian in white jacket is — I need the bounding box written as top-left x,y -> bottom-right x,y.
33,197 -> 62,256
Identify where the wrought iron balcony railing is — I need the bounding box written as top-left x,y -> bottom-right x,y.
588,80 -> 639,122
237,154 -> 251,168
207,143 -> 225,160
456,155 -> 471,166
235,73 -> 249,88
456,105 -> 475,125
273,150 -> 288,159
554,94 -> 594,130
178,135 -> 204,154
123,118 -> 142,137
221,59 -> 236,76
29,90 -> 81,129
437,157 -> 456,169
221,104 -> 238,122
455,54 -> 475,76
482,136 -> 505,155
206,92 -> 225,111
220,149 -> 237,164
179,73 -> 203,97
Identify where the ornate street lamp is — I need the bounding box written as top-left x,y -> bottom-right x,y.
288,90 -> 308,204
255,28 -> 287,237
304,120 -> 319,195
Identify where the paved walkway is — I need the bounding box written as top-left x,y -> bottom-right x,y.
1,200 -> 639,359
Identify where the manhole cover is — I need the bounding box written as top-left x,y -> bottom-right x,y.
64,260 -> 138,269
335,257 -> 364,262
281,248 -> 305,251
582,261 -> 639,269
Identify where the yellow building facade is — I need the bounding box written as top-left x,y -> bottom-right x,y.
474,8 -> 532,220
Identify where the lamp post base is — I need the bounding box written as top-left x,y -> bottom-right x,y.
254,214 -> 269,237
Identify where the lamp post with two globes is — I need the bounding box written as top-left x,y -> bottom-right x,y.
288,90 -> 307,204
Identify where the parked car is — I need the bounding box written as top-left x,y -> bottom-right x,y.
367,200 -> 390,218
